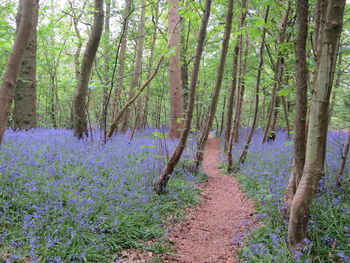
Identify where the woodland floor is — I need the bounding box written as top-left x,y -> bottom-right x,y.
161,137 -> 256,263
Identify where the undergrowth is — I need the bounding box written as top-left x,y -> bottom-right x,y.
0,129 -> 205,262
225,130 -> 350,263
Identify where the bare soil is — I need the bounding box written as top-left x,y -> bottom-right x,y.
162,137 -> 255,263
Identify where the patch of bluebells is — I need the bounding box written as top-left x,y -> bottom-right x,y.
0,128 -> 200,262
229,129 -> 350,262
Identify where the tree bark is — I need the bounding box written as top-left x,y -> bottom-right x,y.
181,17 -> 191,112
194,0 -> 234,168
101,0 -> 111,136
224,42 -> 239,152
112,0 -> 132,130
155,0 -> 212,194
0,0 -> 35,145
168,0 -> 184,138
142,0 -> 159,128
107,53 -> 165,137
261,1 -> 291,144
232,35 -> 249,145
288,0 -> 345,248
73,0 -> 104,139
285,0 -> 309,216
336,130 -> 350,184
14,0 -> 39,130
121,0 -> 146,133
238,5 -> 270,164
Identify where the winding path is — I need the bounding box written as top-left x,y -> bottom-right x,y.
163,137 -> 255,263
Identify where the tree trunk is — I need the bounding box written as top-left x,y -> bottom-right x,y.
232,35 -> 249,145
194,0 -> 234,168
285,0 -> 309,216
155,0 -> 212,194
107,54 -> 165,137
238,5 -> 270,164
224,42 -> 239,152
282,95 -> 291,138
336,130 -> 350,184
261,1 -> 291,144
101,0 -> 111,136
288,0 -> 345,248
121,0 -> 146,133
168,0 -> 184,138
0,0 -> 35,145
14,0 -> 39,130
73,0 -> 104,139
112,0 -> 131,131
328,50 -> 342,126
219,91 -> 226,137
181,17 -> 191,112
142,0 -> 159,128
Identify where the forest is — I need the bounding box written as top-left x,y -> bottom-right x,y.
0,0 -> 349,262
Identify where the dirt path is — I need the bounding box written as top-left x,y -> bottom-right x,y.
163,137 -> 255,263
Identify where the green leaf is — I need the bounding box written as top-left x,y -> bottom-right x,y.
249,27 -> 263,37
284,141 -> 293,146
340,48 -> 350,55
176,117 -> 184,124
152,132 -> 167,139
277,88 -> 290,97
140,145 -> 155,149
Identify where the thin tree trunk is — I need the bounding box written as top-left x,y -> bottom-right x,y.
328,51 -> 342,126
181,17 -> 191,111
113,0 -> 132,131
336,130 -> 350,184
271,96 -> 280,132
282,95 -> 290,138
107,54 -> 165,137
101,0 -> 111,136
142,0 -> 159,128
194,0 -> 234,168
288,0 -> 345,248
121,0 -> 145,133
155,0 -> 212,194
261,1 -> 291,144
219,91 -> 226,137
232,35 -> 249,145
0,0 -> 35,145
168,0 -> 184,138
284,0 -> 309,216
73,0 -> 104,139
238,5 -> 270,164
224,42 -> 239,152
14,0 -> 39,130
231,0 -> 248,145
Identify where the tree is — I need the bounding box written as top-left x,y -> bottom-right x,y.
288,0 -> 346,248
0,0 -> 35,145
194,0 -> 234,168
73,0 -> 104,139
112,0 -> 132,131
168,0 -> 184,139
14,0 -> 39,130
155,0 -> 212,194
121,0 -> 146,133
261,1 -> 291,144
224,42 -> 239,152
238,5 -> 270,164
285,0 -> 309,215
336,130 -> 350,184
